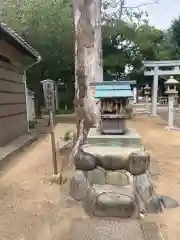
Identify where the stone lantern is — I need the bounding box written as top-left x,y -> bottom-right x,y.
164,76 -> 179,95
164,76 -> 179,129
144,85 -> 151,113
144,84 -> 151,96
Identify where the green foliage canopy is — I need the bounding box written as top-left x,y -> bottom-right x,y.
1,0 -> 178,105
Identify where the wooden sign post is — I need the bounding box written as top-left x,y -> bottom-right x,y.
41,79 -> 58,175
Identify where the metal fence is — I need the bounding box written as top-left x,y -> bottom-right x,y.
173,107 -> 180,121
132,103 -> 150,115
158,96 -> 179,106
131,96 -> 180,117
158,102 -> 180,129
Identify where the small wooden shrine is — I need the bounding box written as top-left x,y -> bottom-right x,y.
93,81 -> 135,134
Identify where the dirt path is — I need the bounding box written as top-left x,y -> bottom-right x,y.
0,123 -> 87,240
1,117 -> 180,240
129,116 -> 180,240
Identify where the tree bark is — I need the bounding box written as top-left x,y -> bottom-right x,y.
73,0 -> 103,141
94,0 -> 103,83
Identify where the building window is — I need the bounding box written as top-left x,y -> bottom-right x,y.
0,54 -> 12,64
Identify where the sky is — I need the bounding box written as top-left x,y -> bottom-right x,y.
0,1 -> 179,30
126,0 -> 180,29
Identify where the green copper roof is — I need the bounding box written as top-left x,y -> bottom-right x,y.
96,84 -> 131,91
95,83 -> 133,98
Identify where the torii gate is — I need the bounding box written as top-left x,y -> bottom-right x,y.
143,60 -> 180,117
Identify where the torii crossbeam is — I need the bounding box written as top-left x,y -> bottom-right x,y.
143,60 -> 180,116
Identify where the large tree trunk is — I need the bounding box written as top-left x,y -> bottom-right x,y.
94,0 -> 103,83
73,0 -> 103,142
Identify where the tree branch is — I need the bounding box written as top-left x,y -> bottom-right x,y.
104,0 -> 159,19
122,0 -> 159,9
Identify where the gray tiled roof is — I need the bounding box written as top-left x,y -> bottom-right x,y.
0,22 -> 41,60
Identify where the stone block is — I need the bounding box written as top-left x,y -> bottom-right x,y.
70,170 -> 89,201
135,174 -> 164,213
135,173 -> 154,203
160,195 -> 180,209
128,151 -> 150,175
136,192 -> 146,214
105,170 -> 131,186
83,184 -> 138,218
76,145 -> 150,175
87,167 -> 106,185
75,150 -> 96,171
146,196 -> 163,213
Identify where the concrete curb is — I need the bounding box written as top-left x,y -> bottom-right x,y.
0,134 -> 38,171
0,119 -> 64,173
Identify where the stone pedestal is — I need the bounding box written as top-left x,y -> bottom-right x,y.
87,128 -> 142,148
70,143 -> 152,218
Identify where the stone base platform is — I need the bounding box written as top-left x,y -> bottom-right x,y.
67,219 -> 163,240
87,128 -> 141,148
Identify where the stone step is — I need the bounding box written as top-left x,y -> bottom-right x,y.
83,184 -> 139,219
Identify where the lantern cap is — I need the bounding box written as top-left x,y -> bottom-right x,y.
41,79 -> 54,84
165,76 -> 179,85
144,84 -> 150,90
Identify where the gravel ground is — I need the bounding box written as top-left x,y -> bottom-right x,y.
0,117 -> 179,240
129,115 -> 180,240
0,123 -> 87,240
